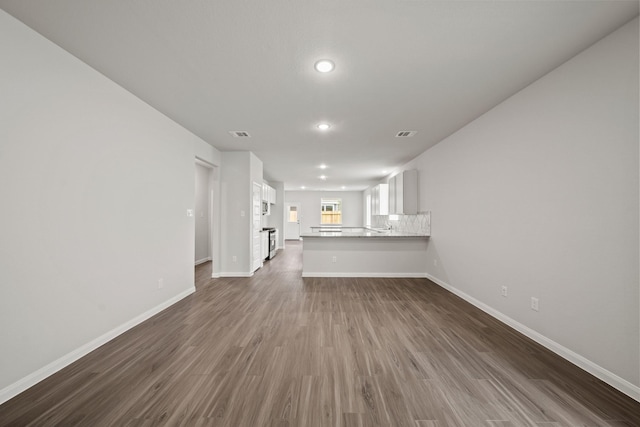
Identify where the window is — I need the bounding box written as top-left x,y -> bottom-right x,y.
288,205 -> 298,222
321,198 -> 342,224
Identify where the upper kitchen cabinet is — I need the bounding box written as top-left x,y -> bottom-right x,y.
269,186 -> 276,204
262,183 -> 276,204
371,183 -> 389,216
389,170 -> 418,215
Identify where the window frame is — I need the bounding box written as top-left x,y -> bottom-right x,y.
320,198 -> 342,225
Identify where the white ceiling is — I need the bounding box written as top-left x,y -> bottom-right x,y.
1,1 -> 637,191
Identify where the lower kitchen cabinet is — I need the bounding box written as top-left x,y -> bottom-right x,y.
261,230 -> 268,260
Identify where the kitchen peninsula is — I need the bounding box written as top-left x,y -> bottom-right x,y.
301,226 -> 430,277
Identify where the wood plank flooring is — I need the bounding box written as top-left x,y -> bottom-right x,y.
1,241 -> 639,426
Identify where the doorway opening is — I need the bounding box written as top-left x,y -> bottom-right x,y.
285,202 -> 301,240
195,159 -> 216,282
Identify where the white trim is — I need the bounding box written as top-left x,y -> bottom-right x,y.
424,273 -> 640,403
302,272 -> 428,278
195,257 -> 211,266
0,287 -> 195,406
211,273 -> 221,279
219,272 -> 254,277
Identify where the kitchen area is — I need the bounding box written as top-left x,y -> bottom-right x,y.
297,169 -> 432,277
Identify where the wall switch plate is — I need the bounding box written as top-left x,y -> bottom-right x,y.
232,256 -> 237,262
240,210 -> 245,217
186,209 -> 194,217
501,286 -> 508,297
332,256 -> 337,263
531,297 -> 539,311
433,259 -> 438,267
158,278 -> 164,289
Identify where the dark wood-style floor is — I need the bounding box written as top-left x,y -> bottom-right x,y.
1,241 -> 639,426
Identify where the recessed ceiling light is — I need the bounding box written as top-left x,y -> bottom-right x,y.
382,170 -> 388,174
319,175 -> 327,180
314,59 -> 335,73
341,186 -> 346,190
319,164 -> 327,169
301,186 -> 306,189
317,123 -> 331,131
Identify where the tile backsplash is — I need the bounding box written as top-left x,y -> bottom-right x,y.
372,211 -> 431,235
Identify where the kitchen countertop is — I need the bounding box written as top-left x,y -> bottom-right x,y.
300,228 -> 429,238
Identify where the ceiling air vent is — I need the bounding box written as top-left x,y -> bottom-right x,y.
395,131 -> 417,138
229,131 -> 251,138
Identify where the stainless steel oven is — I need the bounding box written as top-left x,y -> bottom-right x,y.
267,228 -> 276,259
263,227 -> 277,260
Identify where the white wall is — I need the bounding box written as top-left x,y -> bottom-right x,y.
399,18 -> 639,395
194,139 -> 221,167
285,191 -> 364,234
220,152 -> 250,275
219,151 -> 262,276
0,10 -> 221,403
195,163 -> 211,264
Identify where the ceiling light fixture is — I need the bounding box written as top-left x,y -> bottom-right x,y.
319,175 -> 327,180
301,186 -> 306,189
317,123 -> 330,131
314,59 -> 335,73
319,164 -> 327,169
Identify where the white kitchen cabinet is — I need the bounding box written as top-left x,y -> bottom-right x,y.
252,182 -> 263,272
389,169 -> 418,215
269,186 -> 276,204
261,230 -> 268,260
371,183 -> 389,216
262,183 -> 276,204
388,177 -> 396,215
262,183 -> 268,202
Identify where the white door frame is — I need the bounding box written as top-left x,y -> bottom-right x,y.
195,157 -> 220,278
285,202 -> 301,240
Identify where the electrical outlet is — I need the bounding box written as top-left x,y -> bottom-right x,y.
158,278 -> 164,289
232,256 -> 237,262
501,286 -> 508,297
531,297 -> 539,311
332,256 -> 337,263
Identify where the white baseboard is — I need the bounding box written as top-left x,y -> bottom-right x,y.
195,257 -> 211,266
302,272 -> 428,278
424,272 -> 640,403
218,271 -> 254,277
0,287 -> 195,406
